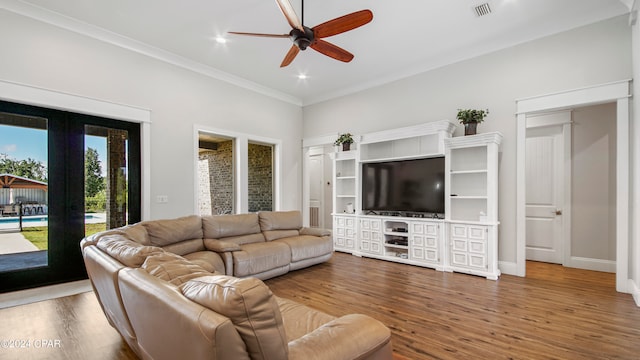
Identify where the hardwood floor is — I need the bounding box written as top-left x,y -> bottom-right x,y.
0,253 -> 638,359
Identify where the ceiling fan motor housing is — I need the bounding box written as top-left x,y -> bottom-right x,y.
290,27 -> 315,50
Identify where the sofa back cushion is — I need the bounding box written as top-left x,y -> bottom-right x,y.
258,211 -> 302,241
141,215 -> 203,247
119,223 -> 150,245
96,235 -> 164,268
181,276 -> 288,360
141,252 -> 214,286
203,214 -> 264,245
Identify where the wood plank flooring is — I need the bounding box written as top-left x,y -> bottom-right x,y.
0,252 -> 638,359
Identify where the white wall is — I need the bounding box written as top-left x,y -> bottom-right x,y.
303,16 -> 633,266
630,8 -> 640,304
0,10 -> 303,219
571,103 -> 617,261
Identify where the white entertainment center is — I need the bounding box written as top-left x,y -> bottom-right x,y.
332,120 -> 503,279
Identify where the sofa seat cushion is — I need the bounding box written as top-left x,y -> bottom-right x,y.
180,276 -> 288,360
141,252 -> 214,286
96,235 -> 164,268
274,235 -> 333,262
233,242 -> 291,277
183,251 -> 226,273
275,296 -> 335,342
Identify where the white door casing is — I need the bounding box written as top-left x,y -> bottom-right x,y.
515,80 -> 630,294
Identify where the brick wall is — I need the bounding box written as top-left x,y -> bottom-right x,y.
197,141 -> 273,215
248,143 -> 273,212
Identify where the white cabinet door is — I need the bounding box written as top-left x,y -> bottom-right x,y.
410,221 -> 440,264
360,218 -> 382,255
333,215 -> 356,252
450,224 -> 487,270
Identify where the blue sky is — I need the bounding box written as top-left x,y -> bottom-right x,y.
0,125 -> 107,174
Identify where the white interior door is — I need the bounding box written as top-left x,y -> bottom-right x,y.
308,153 -> 324,228
525,114 -> 570,264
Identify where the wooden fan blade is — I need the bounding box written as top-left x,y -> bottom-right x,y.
280,45 -> 300,67
275,0 -> 304,32
309,39 -> 354,63
228,31 -> 290,38
313,10 -> 373,38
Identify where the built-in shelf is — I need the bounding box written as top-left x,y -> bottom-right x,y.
332,122 -> 503,280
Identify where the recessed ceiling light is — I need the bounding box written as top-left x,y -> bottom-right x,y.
215,36 -> 227,44
298,74 -> 308,80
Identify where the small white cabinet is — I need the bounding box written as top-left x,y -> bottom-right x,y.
333,215 -> 357,253
359,218 -> 382,255
410,221 -> 441,267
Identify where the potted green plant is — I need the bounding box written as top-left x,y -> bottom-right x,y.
334,133 -> 354,151
456,108 -> 489,136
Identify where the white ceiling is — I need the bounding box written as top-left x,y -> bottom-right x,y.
11,0 -> 631,105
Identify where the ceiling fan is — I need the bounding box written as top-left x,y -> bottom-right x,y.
228,0 -> 373,67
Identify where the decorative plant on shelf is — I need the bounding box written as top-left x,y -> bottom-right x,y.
456,108 -> 489,136
334,133 -> 354,151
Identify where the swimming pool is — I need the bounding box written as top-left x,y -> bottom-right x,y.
0,214 -> 104,227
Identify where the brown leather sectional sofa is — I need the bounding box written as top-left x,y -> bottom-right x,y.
81,210 -> 393,360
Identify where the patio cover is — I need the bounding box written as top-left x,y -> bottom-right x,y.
0,174 -> 48,191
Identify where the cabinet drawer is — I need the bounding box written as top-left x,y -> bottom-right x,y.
452,252 -> 468,267
451,225 -> 468,238
425,249 -> 438,262
345,238 -> 355,249
468,226 -> 487,240
451,238 -> 468,252
425,236 -> 437,249
337,217 -> 346,227
411,223 -> 425,234
469,239 -> 486,254
469,254 -> 486,268
412,235 -> 425,247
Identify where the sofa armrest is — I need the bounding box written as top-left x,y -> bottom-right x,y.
300,227 -> 331,237
288,314 -> 392,360
204,239 -> 241,252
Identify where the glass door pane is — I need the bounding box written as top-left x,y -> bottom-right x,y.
198,132 -> 235,215
85,125 -> 129,235
248,142 -> 273,212
0,112 -> 49,272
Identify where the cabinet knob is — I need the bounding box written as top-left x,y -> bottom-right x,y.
554,209 -> 563,215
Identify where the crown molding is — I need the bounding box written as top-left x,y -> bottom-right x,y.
0,0 -> 302,106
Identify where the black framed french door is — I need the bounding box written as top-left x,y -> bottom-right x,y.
0,99 -> 141,293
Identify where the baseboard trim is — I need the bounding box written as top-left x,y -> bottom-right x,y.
630,279 -> 640,307
0,279 -> 93,309
566,256 -> 616,273
499,261 -> 519,276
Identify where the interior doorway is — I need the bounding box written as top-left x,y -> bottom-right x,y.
516,80 -> 630,293
525,111 -> 570,265
525,104 -> 617,272
306,146 -> 333,228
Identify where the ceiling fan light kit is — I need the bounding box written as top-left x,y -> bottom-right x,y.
229,0 -> 373,67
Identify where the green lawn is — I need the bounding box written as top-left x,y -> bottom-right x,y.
21,223 -> 107,250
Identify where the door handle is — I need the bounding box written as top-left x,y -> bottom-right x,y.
554,209 -> 563,215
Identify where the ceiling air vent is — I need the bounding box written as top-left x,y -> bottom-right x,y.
473,2 -> 492,17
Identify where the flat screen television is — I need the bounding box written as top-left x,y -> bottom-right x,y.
362,157 -> 445,215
